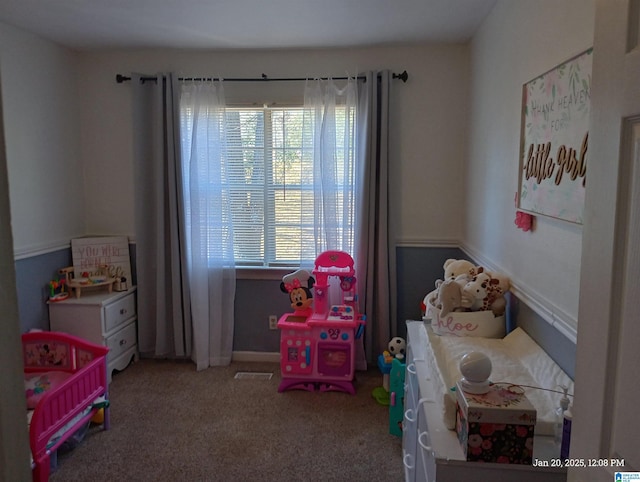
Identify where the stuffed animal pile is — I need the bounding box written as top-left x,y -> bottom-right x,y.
425,258 -> 511,318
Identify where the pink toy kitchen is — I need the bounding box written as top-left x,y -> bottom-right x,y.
277,250 -> 366,394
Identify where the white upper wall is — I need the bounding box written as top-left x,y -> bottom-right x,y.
466,0 -> 595,335
76,45 -> 469,245
1,3 -> 599,342
0,22 -> 85,257
1,20 -> 470,256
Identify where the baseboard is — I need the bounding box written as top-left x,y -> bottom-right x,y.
231,351 -> 280,363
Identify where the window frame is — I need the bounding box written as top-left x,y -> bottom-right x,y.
204,102 -> 356,269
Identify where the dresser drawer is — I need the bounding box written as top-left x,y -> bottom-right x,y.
106,322 -> 137,362
104,293 -> 136,332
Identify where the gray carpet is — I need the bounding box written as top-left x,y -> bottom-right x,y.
49,359 -> 404,482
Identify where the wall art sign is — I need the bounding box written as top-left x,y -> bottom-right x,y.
71,236 -> 132,282
518,48 -> 592,224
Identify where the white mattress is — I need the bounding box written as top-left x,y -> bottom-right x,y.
423,325 -> 574,436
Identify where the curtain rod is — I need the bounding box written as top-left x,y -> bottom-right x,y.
115,71 -> 408,84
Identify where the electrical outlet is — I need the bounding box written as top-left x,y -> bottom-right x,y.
269,315 -> 278,330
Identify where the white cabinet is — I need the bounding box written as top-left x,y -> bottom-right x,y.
403,321 -> 567,482
49,287 -> 138,383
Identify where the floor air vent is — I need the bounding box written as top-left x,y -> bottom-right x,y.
234,371 -> 273,380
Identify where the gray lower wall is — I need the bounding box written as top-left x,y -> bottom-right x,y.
233,278 -> 292,353
15,244 -> 574,378
395,246 -> 469,339
15,249 -> 72,332
512,297 -> 576,379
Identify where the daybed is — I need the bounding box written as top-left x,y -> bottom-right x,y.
403,320 -> 573,482
22,331 -> 110,482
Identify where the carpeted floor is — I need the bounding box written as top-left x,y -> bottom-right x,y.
49,359 -> 404,482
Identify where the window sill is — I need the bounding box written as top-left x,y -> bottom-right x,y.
236,267 -> 299,281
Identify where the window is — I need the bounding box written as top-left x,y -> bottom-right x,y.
224,106 -> 356,267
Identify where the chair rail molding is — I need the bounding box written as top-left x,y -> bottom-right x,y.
461,242 -> 577,343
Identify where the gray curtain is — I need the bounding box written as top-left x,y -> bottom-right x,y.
355,70 -> 395,366
131,73 -> 192,358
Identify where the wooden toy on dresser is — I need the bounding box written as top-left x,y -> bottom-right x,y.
59,265 -> 116,298
277,250 -> 366,394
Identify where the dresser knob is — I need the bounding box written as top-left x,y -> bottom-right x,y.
120,308 -> 127,315
119,339 -> 127,346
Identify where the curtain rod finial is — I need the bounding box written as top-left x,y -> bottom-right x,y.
393,70 -> 408,83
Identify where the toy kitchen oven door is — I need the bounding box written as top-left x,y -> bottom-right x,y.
277,250 -> 366,395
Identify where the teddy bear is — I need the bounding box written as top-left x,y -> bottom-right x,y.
427,259 -> 478,315
485,270 -> 511,315
443,258 -> 478,283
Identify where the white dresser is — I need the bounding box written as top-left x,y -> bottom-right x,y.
403,321 -> 567,482
49,287 -> 138,383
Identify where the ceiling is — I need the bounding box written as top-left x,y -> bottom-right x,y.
0,0 -> 497,51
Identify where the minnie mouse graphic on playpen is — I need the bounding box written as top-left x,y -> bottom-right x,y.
277,250 -> 366,394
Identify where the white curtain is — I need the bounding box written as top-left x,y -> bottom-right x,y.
179,82 -> 236,370
303,77 -> 358,255
303,77 -> 369,367
302,73 -> 394,367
